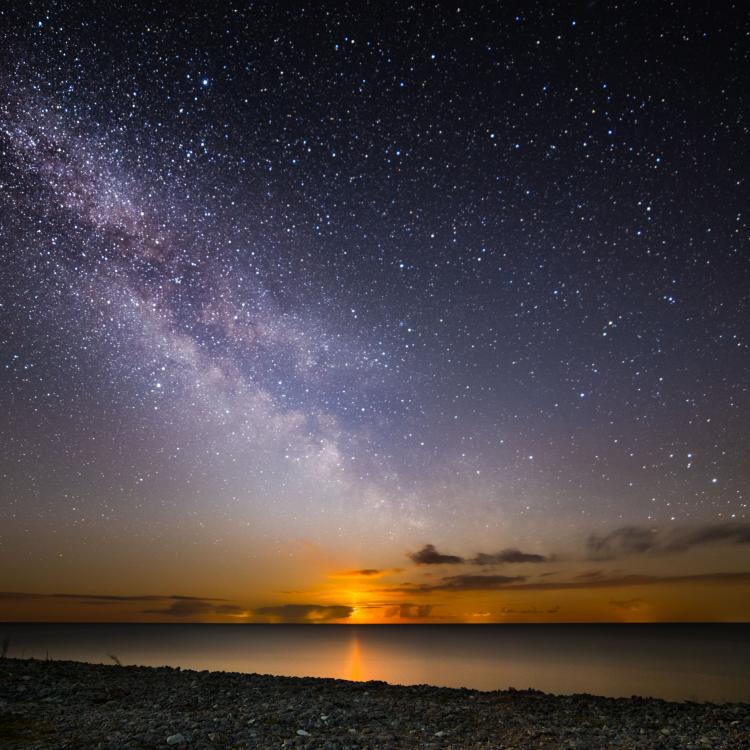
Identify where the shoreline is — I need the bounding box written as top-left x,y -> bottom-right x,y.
1,658 -> 748,749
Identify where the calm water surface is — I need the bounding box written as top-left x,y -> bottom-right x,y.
2,623 -> 748,703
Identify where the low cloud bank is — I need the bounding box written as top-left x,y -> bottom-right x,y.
384,603 -> 433,619
143,600 -> 247,617
388,570 -> 750,593
252,604 -> 353,622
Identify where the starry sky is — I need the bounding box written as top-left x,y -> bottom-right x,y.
1,1 -> 749,624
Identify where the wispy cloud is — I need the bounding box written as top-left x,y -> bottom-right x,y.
0,591 -> 246,619
0,592 -> 228,603
391,574 -> 526,592
388,571 -> 750,593
471,548 -> 549,565
143,600 -> 247,617
500,605 -> 560,615
501,605 -> 539,615
587,523 -> 750,560
329,568 -> 402,579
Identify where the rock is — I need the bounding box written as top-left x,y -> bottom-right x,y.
296,729 -> 310,736
166,733 -> 186,745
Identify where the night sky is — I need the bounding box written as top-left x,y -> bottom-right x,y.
1,2 -> 748,623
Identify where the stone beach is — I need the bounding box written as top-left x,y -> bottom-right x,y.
1,658 -> 748,749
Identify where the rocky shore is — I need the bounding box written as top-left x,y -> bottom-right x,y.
1,658 -> 748,749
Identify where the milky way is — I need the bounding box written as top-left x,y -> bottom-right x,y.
0,2 -> 748,620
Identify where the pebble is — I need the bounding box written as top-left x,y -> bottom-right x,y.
0,657 -> 747,750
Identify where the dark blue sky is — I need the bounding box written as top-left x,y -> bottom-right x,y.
0,1 -> 747,621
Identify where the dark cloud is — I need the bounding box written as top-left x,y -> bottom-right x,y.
408,543 -> 551,567
0,591 -> 244,618
143,600 -> 246,617
392,574 -> 526,593
347,569 -> 385,576
437,574 -> 527,590
586,527 -> 661,560
384,603 -> 433,619
513,571 -> 750,591
587,523 -> 750,560
609,599 -> 646,611
388,570 -> 750,594
0,592 -> 227,603
409,544 -> 551,567
471,548 -> 549,565
408,544 -> 465,565
252,604 -> 353,622
663,523 -> 750,552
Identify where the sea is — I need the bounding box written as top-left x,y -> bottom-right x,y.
2,623 -> 748,703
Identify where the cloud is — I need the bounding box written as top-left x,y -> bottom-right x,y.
252,604 -> 353,622
499,605 -> 560,615
388,570 -> 750,594
663,523 -> 750,552
408,544 -> 465,565
586,527 -> 660,559
391,574 -> 527,593
384,603 -> 433,619
574,570 -> 607,580
501,606 -> 539,614
0,591 -> 246,619
0,592 -> 227,603
609,599 -> 646,611
408,544 -> 551,567
471,548 -> 549,565
587,522 -> 750,560
329,568 -> 402,579
143,600 -> 247,617
513,571 -> 750,591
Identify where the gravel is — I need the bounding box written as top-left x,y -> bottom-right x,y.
1,657 -> 747,749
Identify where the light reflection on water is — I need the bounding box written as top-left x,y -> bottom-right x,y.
2,623 -> 749,703
347,631 -> 361,682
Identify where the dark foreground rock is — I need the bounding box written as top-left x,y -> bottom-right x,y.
0,658 -> 747,749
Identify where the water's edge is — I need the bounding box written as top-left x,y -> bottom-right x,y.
1,622 -> 748,703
